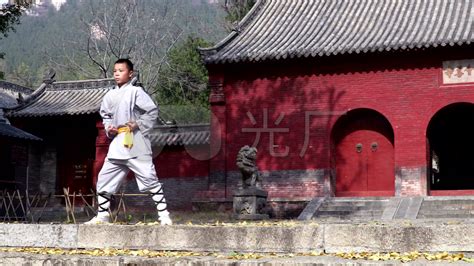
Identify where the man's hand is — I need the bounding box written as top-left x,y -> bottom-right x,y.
107,125 -> 118,136
126,121 -> 138,131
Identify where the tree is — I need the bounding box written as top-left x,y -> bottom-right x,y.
156,36 -> 212,124
155,36 -> 210,104
48,0 -> 185,91
0,1 -> 29,78
221,0 -> 255,29
0,2 -> 29,40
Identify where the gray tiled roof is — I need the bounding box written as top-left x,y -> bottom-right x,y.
0,121 -> 41,141
0,81 -> 33,108
7,79 -> 115,117
150,124 -> 210,146
201,0 -> 474,64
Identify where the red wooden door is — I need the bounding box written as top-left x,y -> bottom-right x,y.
61,159 -> 93,194
335,115 -> 394,196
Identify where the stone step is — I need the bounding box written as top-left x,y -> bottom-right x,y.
424,199 -> 474,202
326,197 -> 391,201
417,213 -> 474,219
317,208 -> 384,214
320,202 -> 388,209
323,200 -> 389,204
417,209 -> 474,215
422,201 -> 474,206
417,200 -> 474,218
315,217 -> 382,221
423,200 -> 474,206
419,207 -> 474,213
315,210 -> 383,218
422,202 -> 474,207
302,196 -> 474,221
322,200 -> 385,204
315,215 -> 382,220
313,198 -> 389,220
419,201 -> 474,215
321,201 -> 387,206
318,206 -> 385,212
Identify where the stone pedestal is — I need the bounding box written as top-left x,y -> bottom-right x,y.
233,187 -> 269,220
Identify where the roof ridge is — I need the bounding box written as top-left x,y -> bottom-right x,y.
198,0 -> 265,58
52,78 -> 115,85
49,78 -> 115,91
0,80 -> 33,94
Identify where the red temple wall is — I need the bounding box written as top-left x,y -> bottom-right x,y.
210,46 -> 474,198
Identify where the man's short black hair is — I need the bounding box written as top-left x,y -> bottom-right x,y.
115,58 -> 134,71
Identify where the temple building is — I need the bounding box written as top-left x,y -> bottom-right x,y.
198,0 -> 474,209
1,0 -> 474,218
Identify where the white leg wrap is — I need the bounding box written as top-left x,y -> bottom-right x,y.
150,185 -> 168,215
97,192 -> 112,214
84,192 -> 112,224
149,185 -> 172,225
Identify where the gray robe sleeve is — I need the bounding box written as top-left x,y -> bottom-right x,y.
134,88 -> 158,137
100,94 -> 114,139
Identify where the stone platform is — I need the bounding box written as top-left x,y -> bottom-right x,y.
0,220 -> 474,254
3,196 -> 474,264
1,220 -> 474,265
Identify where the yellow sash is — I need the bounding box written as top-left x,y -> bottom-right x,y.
117,127 -> 133,148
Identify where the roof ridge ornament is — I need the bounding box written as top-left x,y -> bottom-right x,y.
131,71 -> 142,87
0,109 -> 7,124
42,69 -> 56,85
11,69 -> 56,108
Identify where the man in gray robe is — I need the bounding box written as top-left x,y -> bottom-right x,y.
85,58 -> 172,225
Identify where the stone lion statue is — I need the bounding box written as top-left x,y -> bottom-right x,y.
236,145 -> 262,188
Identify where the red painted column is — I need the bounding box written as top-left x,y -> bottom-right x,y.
207,71 -> 227,198
93,119 -> 109,188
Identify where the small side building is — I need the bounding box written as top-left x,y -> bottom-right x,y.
7,78 -> 113,198
0,81 -> 41,192
5,77 -> 210,210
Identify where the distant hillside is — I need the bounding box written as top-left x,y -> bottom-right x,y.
0,0 -> 227,88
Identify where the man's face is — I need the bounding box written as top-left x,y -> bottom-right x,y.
113,63 -> 132,87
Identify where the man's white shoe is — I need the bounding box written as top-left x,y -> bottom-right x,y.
84,214 -> 110,225
158,214 -> 173,225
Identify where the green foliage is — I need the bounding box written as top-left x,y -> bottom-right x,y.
159,104 -> 210,125
0,2 -> 29,39
222,0 -> 255,24
0,2 -> 29,76
155,36 -> 212,124
156,37 -> 211,104
0,6 -> 81,86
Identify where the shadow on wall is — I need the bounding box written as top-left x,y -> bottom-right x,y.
222,58 -> 346,205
